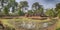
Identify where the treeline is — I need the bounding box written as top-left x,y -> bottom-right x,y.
0,0 -> 60,18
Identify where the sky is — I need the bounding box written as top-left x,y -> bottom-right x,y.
15,0 -> 60,9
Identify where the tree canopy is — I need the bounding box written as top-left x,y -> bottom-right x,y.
0,0 -> 60,18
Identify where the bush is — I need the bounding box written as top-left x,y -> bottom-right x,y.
18,10 -> 25,16
6,26 -> 15,30
4,6 -> 9,15
56,28 -> 60,30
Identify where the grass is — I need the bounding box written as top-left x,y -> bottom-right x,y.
1,19 -> 14,28
56,19 -> 60,28
0,18 -> 49,27
56,28 -> 60,30
0,18 -> 60,30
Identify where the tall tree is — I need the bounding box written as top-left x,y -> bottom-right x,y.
32,2 -> 44,16
55,3 -> 60,18
32,2 -> 42,10
18,8 -> 25,16
0,0 -> 8,12
19,1 -> 28,13
8,0 -> 18,13
45,9 -> 55,18
4,6 -> 9,15
55,3 -> 60,11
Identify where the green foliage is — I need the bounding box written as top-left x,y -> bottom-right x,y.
20,1 -> 28,8
19,1 -> 28,11
56,3 -> 60,10
7,0 -> 18,13
0,0 -> 9,12
57,9 -> 60,18
33,8 -> 44,16
36,8 -> 43,13
1,0 -> 60,17
18,10 -> 25,16
28,8 -> 43,16
55,3 -> 60,18
45,9 -> 55,17
32,2 -> 42,10
28,10 -> 33,15
56,28 -> 60,30
32,2 -> 44,16
4,6 -> 9,15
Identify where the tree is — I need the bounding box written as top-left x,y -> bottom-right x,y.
32,2 -> 42,10
28,10 -> 33,15
8,0 -> 18,13
17,7 -> 24,16
55,3 -> 60,11
0,0 -> 9,12
4,6 -> 9,15
0,0 -> 18,15
45,9 -> 55,18
18,9 -> 25,16
55,3 -> 60,18
32,2 -> 44,16
57,9 -> 60,18
19,1 -> 28,13
6,0 -> 18,13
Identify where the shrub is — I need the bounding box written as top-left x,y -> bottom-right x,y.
56,28 -> 60,30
